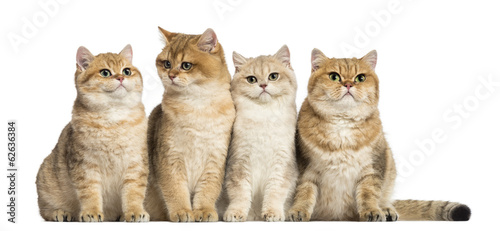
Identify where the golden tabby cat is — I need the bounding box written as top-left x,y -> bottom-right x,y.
144,28 -> 235,222
36,45 -> 149,222
288,49 -> 471,221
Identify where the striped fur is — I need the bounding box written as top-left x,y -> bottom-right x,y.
144,28 -> 235,222
288,49 -> 470,222
394,200 -> 471,221
36,45 -> 149,222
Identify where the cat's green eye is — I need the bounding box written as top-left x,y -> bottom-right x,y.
268,72 -> 279,81
181,62 -> 192,70
122,68 -> 131,76
329,72 -> 340,82
164,60 -> 171,69
355,74 -> 366,83
246,76 -> 257,84
100,69 -> 112,78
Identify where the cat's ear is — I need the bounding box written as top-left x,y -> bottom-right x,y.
274,45 -> 292,69
233,51 -> 247,73
197,28 -> 218,53
158,27 -> 176,45
119,44 -> 133,64
76,46 -> 94,71
311,48 -> 327,72
361,50 -> 377,70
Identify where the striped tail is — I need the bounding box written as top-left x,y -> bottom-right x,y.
393,200 -> 471,221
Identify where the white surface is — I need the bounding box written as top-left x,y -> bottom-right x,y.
1,0 -> 498,230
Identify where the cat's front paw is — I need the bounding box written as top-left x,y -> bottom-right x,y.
124,209 -> 150,222
79,210 -> 103,222
262,209 -> 285,222
288,208 -> 310,222
193,208 -> 218,222
52,209 -> 74,222
223,209 -> 247,222
359,207 -> 385,222
382,207 -> 399,221
169,208 -> 194,222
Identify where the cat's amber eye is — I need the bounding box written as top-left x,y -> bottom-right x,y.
181,62 -> 192,71
164,60 -> 171,69
122,68 -> 131,76
268,73 -> 279,81
246,76 -> 257,84
329,72 -> 340,82
355,74 -> 366,83
100,69 -> 112,78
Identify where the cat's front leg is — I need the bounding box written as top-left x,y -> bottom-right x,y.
69,156 -> 104,222
288,179 -> 318,222
223,155 -> 252,222
158,152 -> 193,222
355,166 -> 385,222
121,157 -> 150,222
192,150 -> 227,222
261,157 -> 295,222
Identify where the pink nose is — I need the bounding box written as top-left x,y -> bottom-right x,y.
260,84 -> 267,90
116,77 -> 124,83
169,75 -> 176,80
344,83 -> 352,90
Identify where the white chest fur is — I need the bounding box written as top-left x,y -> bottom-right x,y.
231,100 -> 296,219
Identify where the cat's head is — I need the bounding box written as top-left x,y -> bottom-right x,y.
155,27 -> 228,92
231,45 -> 297,104
74,44 -> 143,107
306,49 -> 379,118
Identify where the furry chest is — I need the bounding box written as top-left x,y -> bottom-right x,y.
310,148 -> 371,221
169,117 -> 231,195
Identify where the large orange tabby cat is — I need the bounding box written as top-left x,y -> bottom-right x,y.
36,45 -> 149,222
288,49 -> 471,221
144,28 -> 235,222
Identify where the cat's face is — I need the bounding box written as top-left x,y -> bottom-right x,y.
75,45 -> 143,102
155,27 -> 226,92
231,45 -> 297,104
307,49 -> 379,115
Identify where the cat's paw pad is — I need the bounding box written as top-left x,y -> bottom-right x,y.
223,209 -> 247,222
124,209 -> 150,222
288,208 -> 310,222
52,209 -> 73,222
262,209 -> 285,222
79,210 -> 103,222
360,208 -> 385,222
382,207 -> 399,221
169,209 -> 193,222
193,208 -> 218,222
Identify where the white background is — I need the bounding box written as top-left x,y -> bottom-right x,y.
1,0 -> 499,230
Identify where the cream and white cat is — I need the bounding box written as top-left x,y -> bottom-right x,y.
220,45 -> 299,222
